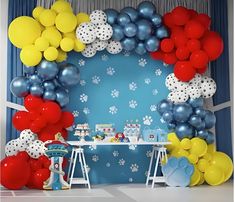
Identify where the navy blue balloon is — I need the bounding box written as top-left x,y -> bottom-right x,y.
155,26 -> 169,39
145,36 -> 159,52
29,74 -> 42,84
197,130 -> 208,139
157,99 -> 173,115
120,7 -> 139,22
117,13 -> 131,27
135,42 -> 147,55
112,24 -> 124,41
167,123 -> 176,130
121,37 -> 137,51
104,9 -> 119,24
204,110 -> 216,129
137,1 -> 156,19
30,84 -> 44,96
123,23 -> 137,37
162,111 -> 173,123
58,63 -> 80,87
10,76 -> 29,98
37,60 -> 58,81
23,66 -> 35,75
43,81 -> 56,90
173,103 -> 193,122
175,123 -> 193,139
151,13 -> 162,27
136,19 -> 152,40
194,107 -> 206,119
206,131 -> 215,144
43,90 -> 56,101
188,97 -> 204,108
55,88 -> 69,107
195,120 -> 206,130
189,115 -> 202,127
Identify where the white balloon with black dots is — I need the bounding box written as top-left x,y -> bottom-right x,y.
165,73 -> 188,91
200,76 -> 217,98
19,129 -> 37,145
26,141 -> 46,159
95,23 -> 113,41
81,44 -> 97,57
92,39 -> 108,51
167,90 -> 189,104
90,10 -> 107,24
5,139 -> 19,156
187,85 -> 201,99
106,40 -> 123,54
76,22 -> 97,44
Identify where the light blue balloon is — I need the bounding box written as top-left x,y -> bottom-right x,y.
43,90 -> 56,101
104,9 -> 119,25
137,1 -> 156,19
30,84 -> 44,96
173,103 -> 193,122
135,42 -> 147,55
23,66 -> 35,75
162,111 -> 173,123
188,97 -> 204,108
175,123 -> 193,139
117,13 -> 131,27
112,24 -> 124,41
157,99 -> 173,115
121,37 -> 137,51
120,7 -> 139,22
43,81 -> 56,90
194,107 -> 206,119
10,76 -> 29,98
58,63 -> 80,87
155,26 -> 169,39
37,59 -> 58,81
151,13 -> 162,27
194,120 -> 206,130
29,74 -> 42,84
188,115 -> 202,127
136,19 -> 152,40
206,131 -> 215,144
145,36 -> 159,52
123,23 -> 137,37
55,88 -> 69,107
197,130 -> 208,139
204,110 -> 216,129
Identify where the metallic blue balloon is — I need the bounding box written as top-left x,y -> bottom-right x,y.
58,63 -> 80,87
117,13 -> 131,27
194,107 -> 206,119
112,24 -> 124,41
151,13 -> 162,27
194,120 -> 206,130
145,36 -> 159,52
55,88 -> 69,107
104,9 -> 119,25
175,123 -> 193,139
173,103 -> 193,122
120,7 -> 139,22
43,90 -> 56,101
204,110 -> 216,129
135,42 -> 147,55
155,26 -> 169,39
123,23 -> 137,37
37,59 -> 58,81
10,76 -> 29,98
189,115 -> 202,127
121,37 -> 137,51
136,19 -> 152,40
206,131 -> 215,144
43,81 -> 56,90
29,74 -> 42,84
137,1 -> 156,19
197,130 -> 208,139
53,78 -> 62,87
157,99 -> 173,115
30,84 -> 44,96
167,123 -> 176,130
162,111 -> 173,123
23,66 -> 35,75
188,97 -> 204,108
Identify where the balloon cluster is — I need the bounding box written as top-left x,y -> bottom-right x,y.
157,98 -> 216,143
151,6 -> 223,81
8,0 -> 89,66
165,73 -> 216,103
10,59 -> 80,107
167,133 -> 233,186
105,1 -> 169,55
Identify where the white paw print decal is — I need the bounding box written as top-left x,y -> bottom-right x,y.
111,89 -> 119,98
143,116 -> 153,125
123,50 -> 131,57
80,93 -> 88,103
152,89 -> 159,96
92,76 -> 101,84
150,105 -> 157,112
92,155 -> 99,162
155,68 -> 162,76
129,144 -> 137,150
101,54 -> 109,61
78,59 -> 85,66
163,62 -> 169,67
72,110 -> 79,117
106,162 -> 111,167
107,67 -> 115,76
138,58 -> 147,67
144,78 -> 151,85
113,150 -> 119,157
129,100 -> 138,109
119,159 -> 125,166
80,80 -> 86,86
89,145 -> 97,151
109,106 -> 118,115
146,150 -> 153,158
129,82 -> 137,91
83,107 -> 90,115
130,164 -> 139,172
129,178 -> 133,182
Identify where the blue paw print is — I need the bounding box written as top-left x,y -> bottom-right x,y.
162,157 -> 194,187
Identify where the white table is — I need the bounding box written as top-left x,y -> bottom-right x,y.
67,141 -> 171,188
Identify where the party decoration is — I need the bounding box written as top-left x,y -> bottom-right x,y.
20,45 -> 42,66
55,12 -> 77,33
10,76 -> 29,98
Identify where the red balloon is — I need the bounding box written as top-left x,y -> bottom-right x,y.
26,171 -> 36,189
190,50 -> 209,68
62,158 -> 68,169
40,101 -> 62,124
12,111 -> 30,131
194,14 -> 211,29
28,110 -> 38,121
186,39 -> 201,52
174,61 -> 196,81
163,52 -> 177,65
163,12 -> 175,28
29,159 -> 43,171
1,156 -> 30,190
38,156 -> 51,169
61,128 -> 68,140
16,151 -> 30,161
201,31 -> 224,61
60,111 -> 74,128
38,124 -> 62,142
184,20 -> 205,39
175,46 -> 190,60
160,39 -> 175,53
196,66 -> 207,74
24,95 -> 44,111
32,168 -> 50,189
30,116 -> 47,133
150,51 -> 164,60
171,28 -> 188,48
188,9 -> 198,19
171,6 -> 190,26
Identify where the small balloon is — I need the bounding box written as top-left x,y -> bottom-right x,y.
117,13 -> 131,27
175,123 -> 194,139
30,84 -> 44,96
24,66 -> 35,75
120,7 -> 139,22
189,115 -> 202,127
151,13 -> 162,27
43,90 -> 56,100
204,110 -> 216,129
155,26 -> 169,39
197,130 -> 208,139
10,76 -> 29,98
136,19 -> 152,40
123,23 -> 137,37
29,74 -> 42,84
43,81 -> 56,90
157,99 -> 173,115
55,88 -> 69,107
137,1 -> 156,19
206,131 -> 215,144
37,59 -> 58,81
188,97 -> 203,108
121,37 -> 136,51
195,120 -> 206,130
135,42 -> 147,55
145,36 -> 159,52
104,9 -> 119,25
194,107 -> 206,119
162,111 -> 173,123
112,24 -> 124,41
167,123 -> 176,130
173,103 -> 193,122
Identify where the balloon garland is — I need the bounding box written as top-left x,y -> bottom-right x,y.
1,0 -> 232,190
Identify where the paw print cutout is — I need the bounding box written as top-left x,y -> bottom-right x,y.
162,157 -> 194,187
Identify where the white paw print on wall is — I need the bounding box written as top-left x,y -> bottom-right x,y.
101,54 -> 109,61
107,67 -> 115,76
80,80 -> 86,86
123,50 -> 130,57
152,89 -> 159,96
146,150 -> 153,158
118,159 -> 125,166
80,93 -> 88,103
72,110 -> 79,117
109,106 -> 118,115
111,89 -> 119,98
89,145 -> 97,151
129,82 -> 137,91
130,164 -> 139,172
83,107 -> 90,115
129,144 -> 137,150
155,68 -> 162,76
113,150 -> 119,157
143,115 -> 153,125
106,162 -> 111,167
78,59 -> 85,66
92,155 -> 99,162
150,105 -> 157,112
138,58 -> 147,67
92,76 -> 101,84
163,62 -> 169,67
129,100 -> 138,109
144,78 -> 151,85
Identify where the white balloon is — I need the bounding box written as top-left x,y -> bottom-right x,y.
92,39 -> 108,51
167,90 -> 189,104
15,138 -> 28,151
200,76 -> 217,98
5,139 -> 18,156
187,85 -> 201,99
90,10 -> 107,24
165,73 -> 189,91
96,23 -> 113,41
188,73 -> 202,86
19,129 -> 37,145
26,141 -> 45,159
81,44 -> 97,57
106,40 -> 122,54
76,22 -> 96,44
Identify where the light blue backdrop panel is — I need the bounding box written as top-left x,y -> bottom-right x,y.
65,51 -> 172,184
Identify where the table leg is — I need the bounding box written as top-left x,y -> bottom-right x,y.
69,150 -> 78,187
151,149 -> 161,188
146,146 -> 155,185
81,150 -> 91,189
67,147 -> 75,182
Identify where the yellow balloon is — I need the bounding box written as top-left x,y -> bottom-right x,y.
8,16 -> 41,48
189,138 -> 207,157
56,49 -> 67,62
42,26 -> 62,48
34,37 -> 49,51
55,12 -> 77,33
167,133 -> 180,151
39,9 -> 56,27
197,171 -> 205,185
190,166 -> 200,186
74,39 -> 85,52
51,0 -> 73,14
20,45 -> 42,66
44,46 -> 58,61
202,153 -> 212,162
207,144 -> 216,154
32,6 -> 44,20
180,138 -> 191,150
60,37 -> 74,52
63,32 -> 76,40
211,152 -> 233,182
188,153 -> 198,164
170,149 -> 189,158
77,12 -> 90,25
197,159 -> 209,172
204,165 -> 225,186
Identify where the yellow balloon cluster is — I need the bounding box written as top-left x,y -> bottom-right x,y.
166,133 -> 233,186
8,0 -> 88,66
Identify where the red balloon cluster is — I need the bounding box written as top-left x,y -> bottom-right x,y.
151,6 -> 224,82
12,95 -> 74,141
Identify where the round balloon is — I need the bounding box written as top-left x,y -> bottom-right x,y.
173,103 -> 193,122
104,9 -> 119,25
37,59 -> 58,81
123,23 -> 137,37
121,7 -> 139,22
135,42 -> 147,55
137,1 -> 156,19
112,24 -> 124,41
157,99 -> 173,115
55,88 -> 70,107
145,36 -> 159,52
136,19 -> 152,40
121,37 -> 136,51
10,76 -> 29,98
175,123 -> 193,139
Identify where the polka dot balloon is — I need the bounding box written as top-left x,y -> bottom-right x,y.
92,39 -> 108,51
90,10 -> 107,24
81,44 -> 97,57
95,23 -> 113,41
167,90 -> 189,103
188,73 -> 202,86
187,85 -> 201,99
200,76 -> 217,98
26,141 -> 46,159
165,73 -> 188,91
76,22 -> 96,44
19,129 -> 37,145
15,138 -> 28,151
106,40 -> 123,54
5,139 -> 18,156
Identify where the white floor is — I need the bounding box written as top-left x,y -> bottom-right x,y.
0,182 -> 233,202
